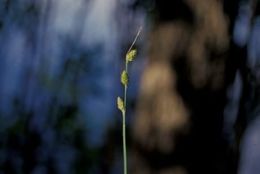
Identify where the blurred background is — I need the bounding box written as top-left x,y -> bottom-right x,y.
0,0 -> 259,174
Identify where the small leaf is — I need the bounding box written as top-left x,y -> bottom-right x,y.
117,97 -> 124,112
121,70 -> 128,86
126,49 -> 137,62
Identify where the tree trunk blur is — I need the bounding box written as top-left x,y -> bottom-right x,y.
131,0 -> 239,173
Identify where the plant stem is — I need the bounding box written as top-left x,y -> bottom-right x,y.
122,110 -> 127,174
121,26 -> 142,174
123,60 -> 128,174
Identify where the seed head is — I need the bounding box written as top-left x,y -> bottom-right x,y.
126,49 -> 137,62
121,70 -> 128,86
117,96 -> 124,112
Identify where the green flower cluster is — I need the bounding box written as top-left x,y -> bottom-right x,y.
117,49 -> 137,113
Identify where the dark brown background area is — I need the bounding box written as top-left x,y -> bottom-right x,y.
129,0 -> 259,174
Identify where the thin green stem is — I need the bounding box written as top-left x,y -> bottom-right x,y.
123,59 -> 128,174
122,110 -> 127,174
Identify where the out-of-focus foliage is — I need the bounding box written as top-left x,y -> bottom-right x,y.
0,100 -> 96,174
0,0 -> 106,173
0,0 -> 145,173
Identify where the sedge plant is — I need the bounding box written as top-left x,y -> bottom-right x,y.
117,27 -> 142,174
